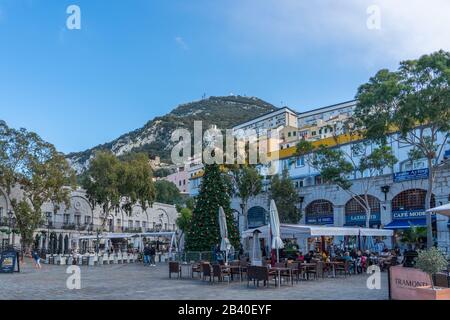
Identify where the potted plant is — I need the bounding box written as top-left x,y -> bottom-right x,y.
414,247 -> 450,300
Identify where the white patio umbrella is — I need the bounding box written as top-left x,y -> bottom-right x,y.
218,207 -> 232,264
427,203 -> 450,217
269,200 -> 284,262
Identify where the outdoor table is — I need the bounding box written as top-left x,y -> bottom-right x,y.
270,267 -> 293,287
180,263 -> 193,278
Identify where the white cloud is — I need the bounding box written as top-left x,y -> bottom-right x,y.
175,36 -> 189,51
218,0 -> 450,63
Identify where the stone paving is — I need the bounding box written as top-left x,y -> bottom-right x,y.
0,258 -> 388,300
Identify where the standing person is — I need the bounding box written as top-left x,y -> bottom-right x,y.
143,244 -> 151,266
32,250 -> 41,269
149,245 -> 156,266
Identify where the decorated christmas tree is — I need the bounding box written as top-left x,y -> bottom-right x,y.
185,164 -> 240,251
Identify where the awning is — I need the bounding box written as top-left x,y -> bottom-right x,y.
359,228 -> 393,237
242,224 -> 362,239
384,219 -> 427,230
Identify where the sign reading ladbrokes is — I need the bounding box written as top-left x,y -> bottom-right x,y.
389,265 -> 431,300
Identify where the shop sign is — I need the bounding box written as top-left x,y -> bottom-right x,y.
393,168 -> 429,183
345,212 -> 381,225
392,209 -> 434,220
306,216 -> 334,225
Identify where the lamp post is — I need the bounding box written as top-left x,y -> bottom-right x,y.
299,196 -> 305,221
46,212 -> 52,253
7,210 -> 13,248
381,185 -> 390,202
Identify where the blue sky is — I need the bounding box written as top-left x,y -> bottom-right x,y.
1,0 -> 449,153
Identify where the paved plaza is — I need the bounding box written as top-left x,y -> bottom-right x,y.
0,258 -> 388,300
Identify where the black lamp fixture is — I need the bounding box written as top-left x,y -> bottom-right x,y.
381,185 -> 390,201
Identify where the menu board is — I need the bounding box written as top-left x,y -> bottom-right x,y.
0,249 -> 19,273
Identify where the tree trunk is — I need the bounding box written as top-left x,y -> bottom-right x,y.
242,202 -> 248,231
365,206 -> 371,229
425,158 -> 434,249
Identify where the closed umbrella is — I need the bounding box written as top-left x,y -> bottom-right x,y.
218,207 -> 232,264
269,200 -> 284,262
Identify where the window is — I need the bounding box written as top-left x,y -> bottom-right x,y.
392,189 -> 435,211
142,221 -> 147,229
135,221 -> 140,228
84,216 -> 91,225
319,129 -> 322,134
63,214 -> 70,225
288,132 -> 291,137
128,220 -> 133,228
293,131 -> 297,136
0,207 -> 3,220
117,218 -> 121,226
295,157 -> 305,167
345,195 -> 380,215
74,215 -> 81,225
311,131 -> 317,136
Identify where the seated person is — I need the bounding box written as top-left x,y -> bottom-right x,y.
304,250 -> 315,263
296,251 -> 305,262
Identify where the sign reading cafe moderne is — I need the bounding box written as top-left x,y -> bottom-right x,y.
393,168 -> 429,183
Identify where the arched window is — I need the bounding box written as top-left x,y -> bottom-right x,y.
345,195 -> 381,226
247,206 -> 267,228
305,200 -> 334,225
345,195 -> 380,215
392,189 -> 435,212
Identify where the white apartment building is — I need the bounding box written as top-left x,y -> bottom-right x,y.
0,187 -> 179,253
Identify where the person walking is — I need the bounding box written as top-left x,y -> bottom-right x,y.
143,244 -> 151,266
149,245 -> 156,266
32,250 -> 41,269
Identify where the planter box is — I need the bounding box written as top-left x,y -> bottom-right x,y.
415,286 -> 450,300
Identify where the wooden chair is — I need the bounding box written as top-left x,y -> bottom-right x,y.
212,264 -> 232,283
288,262 -> 301,283
191,263 -> 202,279
305,262 -> 324,280
336,260 -> 352,277
169,261 -> 181,279
201,263 -> 212,282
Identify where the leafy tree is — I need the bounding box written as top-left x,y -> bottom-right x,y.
155,180 -> 182,205
269,168 -> 301,223
119,153 -> 156,214
176,207 -> 192,243
82,151 -> 155,229
0,121 -> 76,249
229,165 -> 263,230
82,151 -> 121,228
296,139 -> 397,228
399,226 -> 427,249
354,50 -> 450,247
154,168 -> 173,178
415,247 -> 448,289
185,164 -> 240,251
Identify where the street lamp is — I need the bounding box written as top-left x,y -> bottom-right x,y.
381,185 -> 390,202
46,212 -> 52,253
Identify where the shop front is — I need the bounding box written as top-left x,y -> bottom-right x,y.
305,200 -> 334,226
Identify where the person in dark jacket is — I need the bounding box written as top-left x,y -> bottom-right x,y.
149,246 -> 156,266
143,245 -> 151,266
